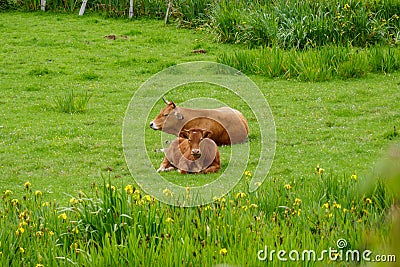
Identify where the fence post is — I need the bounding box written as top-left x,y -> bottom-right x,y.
41,0 -> 46,11
79,0 -> 88,16
164,0 -> 173,24
129,0 -> 134,18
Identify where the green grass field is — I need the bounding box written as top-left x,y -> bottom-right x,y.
1,12 -> 400,266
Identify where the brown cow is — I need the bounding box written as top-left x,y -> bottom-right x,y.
157,128 -> 220,174
149,98 -> 249,146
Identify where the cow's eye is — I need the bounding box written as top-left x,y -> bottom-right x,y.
188,139 -> 191,142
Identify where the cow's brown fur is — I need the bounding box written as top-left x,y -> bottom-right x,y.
157,128 -> 220,174
150,100 -> 249,146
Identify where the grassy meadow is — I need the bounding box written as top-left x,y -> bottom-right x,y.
0,10 -> 400,266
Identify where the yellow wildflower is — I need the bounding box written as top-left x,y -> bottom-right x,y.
42,202 -> 50,207
351,172 -> 357,181
34,191 -> 42,197
19,247 -> 25,253
343,208 -> 348,213
315,165 -> 324,175
204,205 -> 212,211
163,188 -> 173,197
284,184 -> 292,190
36,264 -> 45,267
165,217 -> 174,223
36,231 -> 44,238
344,3 -> 350,11
11,199 -> 19,206
235,192 -> 247,199
70,198 -> 78,205
333,202 -> 341,209
143,195 -> 152,202
24,181 -> 31,189
322,203 -> 330,209
250,203 -> 258,208
58,213 -> 67,220
244,170 -> 252,177
72,227 -> 79,234
3,190 -> 12,197
48,231 -> 55,236
125,185 -> 134,195
220,248 -> 228,256
294,198 -> 302,206
365,198 -> 372,204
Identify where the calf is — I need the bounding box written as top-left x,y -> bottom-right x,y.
157,128 -> 220,174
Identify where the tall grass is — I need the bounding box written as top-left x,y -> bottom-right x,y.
218,46 -> 400,81
52,90 -> 92,114
14,0 -> 400,48
0,171 -> 396,266
209,0 -> 400,48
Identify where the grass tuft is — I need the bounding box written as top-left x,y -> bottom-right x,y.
52,90 -> 92,114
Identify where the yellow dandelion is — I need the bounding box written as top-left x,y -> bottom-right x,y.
344,3 -> 350,11
36,264 -> 45,267
24,181 -> 31,189
58,213 -> 67,220
297,208 -> 302,216
322,203 -> 330,209
165,217 -> 174,223
328,213 -> 333,218
19,247 -> 25,253
365,198 -> 372,204
343,208 -> 348,213
244,170 -> 252,177
34,191 -> 42,197
220,248 -> 228,256
294,198 -> 302,206
48,231 -> 55,236
69,198 -> 78,205
142,195 -> 152,202
72,227 -> 79,234
351,172 -> 357,181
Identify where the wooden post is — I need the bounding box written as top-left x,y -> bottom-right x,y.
79,0 -> 88,16
41,0 -> 46,11
129,0 -> 134,18
164,0 -> 173,24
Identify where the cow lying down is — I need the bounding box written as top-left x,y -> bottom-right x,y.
157,128 -> 220,174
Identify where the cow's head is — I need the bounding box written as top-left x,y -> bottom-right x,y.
149,97 -> 184,131
179,128 -> 212,159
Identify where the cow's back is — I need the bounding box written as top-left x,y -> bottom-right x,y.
182,107 -> 248,145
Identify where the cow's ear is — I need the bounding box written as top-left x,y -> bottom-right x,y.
174,110 -> 184,120
202,130 -> 213,139
179,129 -> 190,139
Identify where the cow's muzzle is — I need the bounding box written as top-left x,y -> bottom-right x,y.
191,149 -> 201,159
149,121 -> 159,130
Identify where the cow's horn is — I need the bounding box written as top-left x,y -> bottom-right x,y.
162,96 -> 169,104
